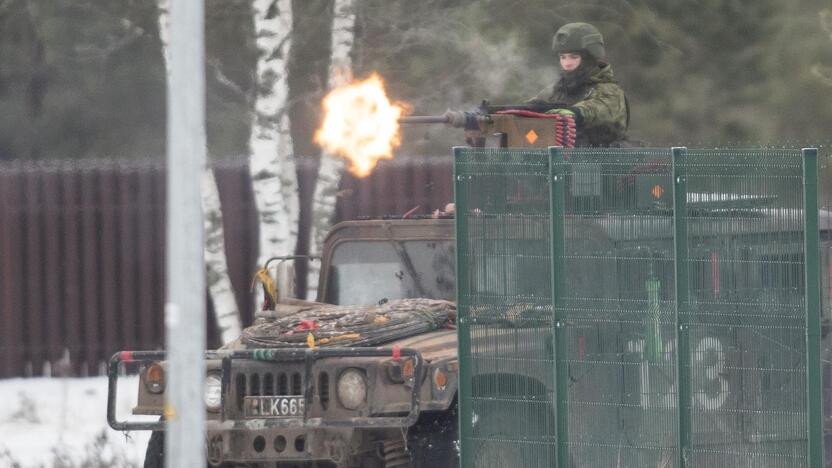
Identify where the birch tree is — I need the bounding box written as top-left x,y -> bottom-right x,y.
249,0 -> 299,288
158,0 -> 242,344
306,0 -> 357,300
813,9 -> 832,85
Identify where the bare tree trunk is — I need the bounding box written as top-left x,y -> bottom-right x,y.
250,0 -> 298,281
158,0 -> 241,343
201,172 -> 242,343
157,0 -> 170,63
306,0 -> 356,300
813,9 -> 832,85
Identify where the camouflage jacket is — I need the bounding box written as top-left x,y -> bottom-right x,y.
530,63 -> 628,147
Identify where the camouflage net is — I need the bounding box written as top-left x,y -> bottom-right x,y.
241,298 -> 456,348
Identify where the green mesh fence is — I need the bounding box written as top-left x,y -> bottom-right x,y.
553,148 -> 679,468
454,146 -> 823,468
455,148 -> 556,468
677,148 -> 821,468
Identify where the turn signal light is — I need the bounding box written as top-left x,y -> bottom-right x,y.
433,369 -> 448,390
401,358 -> 414,379
144,362 -> 165,394
651,184 -> 664,200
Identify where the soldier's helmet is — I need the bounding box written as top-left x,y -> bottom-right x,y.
552,22 -> 605,61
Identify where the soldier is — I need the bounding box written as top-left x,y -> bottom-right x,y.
530,22 -> 629,147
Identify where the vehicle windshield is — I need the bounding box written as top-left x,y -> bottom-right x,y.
326,239 -> 455,305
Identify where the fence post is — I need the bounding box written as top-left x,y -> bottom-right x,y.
453,146 -> 474,468
671,147 -> 691,467
802,147 -> 823,468
166,0 -> 207,464
549,147 -> 569,467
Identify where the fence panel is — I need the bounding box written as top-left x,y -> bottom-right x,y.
41,169 -> 64,370
335,157 -> 452,219
23,168 -> 46,374
0,169 -> 24,376
678,148 -> 818,467
553,148 -> 679,467
455,147 -> 822,467
136,169 -> 156,350
63,170 -> 83,374
99,166 -> 121,371
454,147 -> 556,468
80,169 -> 100,375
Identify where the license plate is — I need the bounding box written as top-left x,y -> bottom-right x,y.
244,396 -> 305,418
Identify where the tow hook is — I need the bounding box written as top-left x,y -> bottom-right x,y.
325,438 -> 346,464
207,434 -> 224,466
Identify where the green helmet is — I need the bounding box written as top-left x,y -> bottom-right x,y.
552,22 -> 605,61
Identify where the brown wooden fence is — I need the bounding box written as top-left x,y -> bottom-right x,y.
0,157 -> 452,378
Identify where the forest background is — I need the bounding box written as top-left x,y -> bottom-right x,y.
1,0 -> 831,318
3,0 -> 832,162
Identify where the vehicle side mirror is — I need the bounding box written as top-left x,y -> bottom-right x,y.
274,260 -> 296,302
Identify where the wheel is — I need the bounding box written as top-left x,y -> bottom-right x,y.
407,407 -> 459,468
469,400 -> 555,468
144,431 -> 230,468
143,431 -> 164,468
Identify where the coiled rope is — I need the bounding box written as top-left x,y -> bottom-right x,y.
241,298 -> 456,348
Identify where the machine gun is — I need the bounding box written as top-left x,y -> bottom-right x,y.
398,100 -> 577,148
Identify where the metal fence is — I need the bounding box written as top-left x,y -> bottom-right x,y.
0,157 -> 452,378
454,147 -> 824,467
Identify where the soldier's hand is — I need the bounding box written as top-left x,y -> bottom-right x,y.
545,108 -> 575,117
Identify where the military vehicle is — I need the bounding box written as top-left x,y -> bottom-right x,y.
105,108 -> 580,468
108,217 -> 465,467
107,111 -> 832,467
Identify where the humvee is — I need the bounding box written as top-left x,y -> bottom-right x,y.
107,110 -> 832,467
107,178 -> 832,468
109,217 -> 466,467
106,109 -> 579,468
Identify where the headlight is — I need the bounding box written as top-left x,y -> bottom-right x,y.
204,373 -> 222,412
336,368 -> 367,410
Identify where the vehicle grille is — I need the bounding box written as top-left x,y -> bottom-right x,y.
233,370 -> 306,413
318,372 -> 330,410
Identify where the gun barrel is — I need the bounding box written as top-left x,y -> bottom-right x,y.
398,115 -> 451,125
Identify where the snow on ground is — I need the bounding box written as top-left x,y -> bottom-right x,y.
0,376 -> 152,468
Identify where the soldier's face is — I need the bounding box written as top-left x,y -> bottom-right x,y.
559,53 -> 582,72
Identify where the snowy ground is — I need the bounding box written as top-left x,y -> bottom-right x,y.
0,376 -> 152,468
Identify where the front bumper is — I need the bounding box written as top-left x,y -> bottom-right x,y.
106,347 -> 424,432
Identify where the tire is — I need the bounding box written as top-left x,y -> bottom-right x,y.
144,431 -> 226,468
469,401 -> 555,468
408,407 -> 459,468
143,431 -> 164,468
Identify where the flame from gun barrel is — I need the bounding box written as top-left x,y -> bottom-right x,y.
315,73 -> 407,178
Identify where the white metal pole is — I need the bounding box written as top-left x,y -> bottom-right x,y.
165,0 -> 206,465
